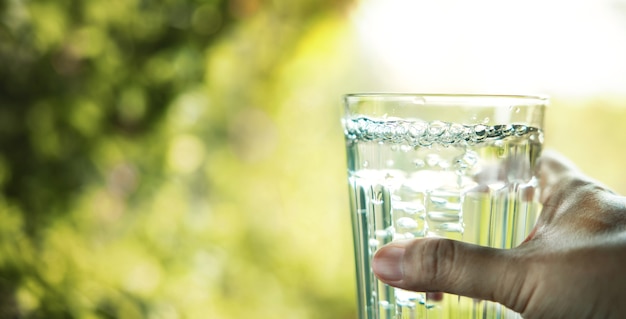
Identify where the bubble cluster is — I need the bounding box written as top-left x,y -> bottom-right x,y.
344,117 -> 540,147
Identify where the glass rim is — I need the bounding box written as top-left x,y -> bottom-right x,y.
344,92 -> 549,101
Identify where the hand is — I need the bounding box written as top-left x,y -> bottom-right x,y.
372,150 -> 626,318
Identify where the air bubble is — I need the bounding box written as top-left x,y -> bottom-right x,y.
425,154 -> 440,166
438,160 -> 451,169
396,217 -> 418,230
502,124 -> 514,136
439,129 -> 457,145
449,123 -> 464,136
486,125 -> 498,138
400,145 -> 412,152
408,122 -> 427,137
375,229 -> 392,238
455,150 -> 478,170
473,125 -> 487,141
418,137 -> 434,147
369,238 -> 380,247
428,121 -> 447,136
413,158 -> 425,168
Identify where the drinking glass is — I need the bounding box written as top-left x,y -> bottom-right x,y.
342,94 -> 547,319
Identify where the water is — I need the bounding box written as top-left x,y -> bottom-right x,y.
345,117 -> 543,319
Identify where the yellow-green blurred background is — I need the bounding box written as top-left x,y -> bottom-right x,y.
1,0 -> 626,318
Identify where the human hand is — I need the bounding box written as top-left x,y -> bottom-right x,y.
372,150 -> 626,318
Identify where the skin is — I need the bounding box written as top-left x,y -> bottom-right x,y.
372,151 -> 626,318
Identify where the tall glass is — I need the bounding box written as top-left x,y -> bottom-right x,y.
342,94 -> 547,319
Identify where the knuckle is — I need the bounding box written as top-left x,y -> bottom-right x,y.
408,238 -> 457,289
543,174 -> 603,211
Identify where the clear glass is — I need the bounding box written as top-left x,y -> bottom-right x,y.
342,94 -> 547,319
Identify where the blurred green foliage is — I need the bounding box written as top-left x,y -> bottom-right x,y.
0,0 -> 358,318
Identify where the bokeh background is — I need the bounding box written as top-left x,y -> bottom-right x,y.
1,0 -> 626,318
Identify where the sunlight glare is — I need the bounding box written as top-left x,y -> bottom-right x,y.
352,0 -> 626,96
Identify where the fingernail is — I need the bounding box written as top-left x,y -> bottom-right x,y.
372,245 -> 405,282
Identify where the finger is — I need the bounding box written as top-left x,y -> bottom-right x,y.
537,150 -> 615,200
533,150 -> 619,238
536,150 -> 581,203
372,238 -> 529,311
521,150 -> 581,241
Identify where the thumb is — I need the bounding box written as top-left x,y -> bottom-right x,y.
372,238 -> 528,311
